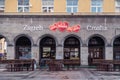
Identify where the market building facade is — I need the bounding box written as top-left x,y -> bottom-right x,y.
0,13 -> 120,66
1,0 -> 120,67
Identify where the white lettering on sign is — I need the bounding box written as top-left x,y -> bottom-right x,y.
87,25 -> 108,31
23,25 -> 43,31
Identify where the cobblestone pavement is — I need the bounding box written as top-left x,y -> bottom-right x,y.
0,68 -> 120,80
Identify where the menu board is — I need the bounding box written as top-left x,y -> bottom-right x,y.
42,47 -> 51,58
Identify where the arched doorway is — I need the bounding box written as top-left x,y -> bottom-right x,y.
39,36 -> 56,67
0,36 -> 7,60
88,36 -> 105,66
15,36 -> 31,59
113,37 -> 120,69
64,37 -> 80,60
113,37 -> 120,60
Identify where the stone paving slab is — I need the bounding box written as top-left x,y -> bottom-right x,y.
0,69 -> 120,80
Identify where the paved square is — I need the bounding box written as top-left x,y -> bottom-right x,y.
0,68 -> 120,80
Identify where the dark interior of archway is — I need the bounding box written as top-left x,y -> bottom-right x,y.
64,37 -> 80,47
64,37 -> 80,60
40,36 -> 56,58
113,37 -> 120,60
88,36 -> 105,66
40,37 -> 55,46
16,36 -> 31,46
15,36 -> 31,59
113,37 -> 120,46
40,37 -> 56,66
88,36 -> 105,46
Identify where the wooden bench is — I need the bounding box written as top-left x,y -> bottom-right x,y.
92,59 -> 120,71
92,59 -> 110,71
63,59 -> 80,70
0,59 -> 35,72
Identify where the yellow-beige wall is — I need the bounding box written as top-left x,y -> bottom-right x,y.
30,0 -> 41,12
78,0 -> 90,12
4,0 -> 116,12
103,0 -> 115,12
54,0 -> 66,12
5,0 -> 17,12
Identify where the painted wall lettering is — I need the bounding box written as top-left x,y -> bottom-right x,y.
23,25 -> 43,31
87,25 -> 108,31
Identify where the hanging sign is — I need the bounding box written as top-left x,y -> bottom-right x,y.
49,21 -> 80,32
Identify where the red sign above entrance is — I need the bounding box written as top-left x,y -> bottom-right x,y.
49,21 -> 80,32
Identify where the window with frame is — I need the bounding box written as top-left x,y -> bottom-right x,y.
115,0 -> 120,12
91,0 -> 103,12
18,0 -> 29,12
0,0 -> 5,12
113,38 -> 120,60
64,37 -> 80,60
66,0 -> 78,13
42,0 -> 54,12
40,37 -> 56,59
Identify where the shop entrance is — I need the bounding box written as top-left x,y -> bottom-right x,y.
0,36 -> 7,60
88,36 -> 105,66
64,37 -> 80,61
113,37 -> 120,69
39,37 -> 56,67
15,36 -> 31,59
113,37 -> 120,60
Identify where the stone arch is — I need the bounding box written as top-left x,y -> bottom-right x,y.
39,34 -> 57,66
112,35 -> 120,60
111,34 -> 120,46
14,34 -> 33,59
63,34 -> 81,64
62,34 -> 82,47
87,34 -> 106,66
14,34 -> 34,46
86,34 -> 107,47
36,34 -> 58,47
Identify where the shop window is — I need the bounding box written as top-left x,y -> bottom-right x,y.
39,37 -> 56,67
64,48 -> 79,59
0,37 -> 7,60
15,36 -> 31,59
66,0 -> 78,13
88,36 -> 105,66
115,0 -> 120,12
18,0 -> 29,12
40,37 -> 56,59
64,37 -> 80,60
113,37 -> 120,69
113,37 -> 120,60
0,0 -> 5,12
91,0 -> 103,12
42,0 -> 54,12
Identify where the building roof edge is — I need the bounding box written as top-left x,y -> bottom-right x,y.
0,12 -> 120,18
